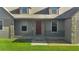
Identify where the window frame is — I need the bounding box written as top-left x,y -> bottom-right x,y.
51,7 -> 59,14
51,20 -> 58,33
20,7 -> 29,14
20,25 -> 28,32
0,20 -> 3,31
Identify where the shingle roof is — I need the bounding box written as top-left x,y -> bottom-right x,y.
6,7 -> 19,11
5,7 -> 79,19
55,7 -> 79,19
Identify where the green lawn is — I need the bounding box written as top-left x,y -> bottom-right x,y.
0,38 -> 79,51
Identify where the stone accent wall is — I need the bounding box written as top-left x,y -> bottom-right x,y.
71,16 -> 77,43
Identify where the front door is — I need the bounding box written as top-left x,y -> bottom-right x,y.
36,21 -> 42,35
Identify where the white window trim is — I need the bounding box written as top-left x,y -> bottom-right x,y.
0,20 -> 4,31
51,20 -> 58,33
20,24 -> 28,33
20,7 -> 29,14
49,7 -> 59,14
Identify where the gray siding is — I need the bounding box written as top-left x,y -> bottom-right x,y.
44,20 -> 65,37
0,8 -> 14,38
64,19 -> 72,43
14,20 -> 35,36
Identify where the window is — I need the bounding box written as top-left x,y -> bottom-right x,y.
52,7 -> 59,14
52,20 -> 57,32
21,26 -> 27,31
20,7 -> 28,14
0,21 -> 2,30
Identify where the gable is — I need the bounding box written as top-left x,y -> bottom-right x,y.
0,7 -> 14,26
0,7 -> 13,19
6,7 -> 18,11
55,7 -> 79,19
10,8 -> 20,14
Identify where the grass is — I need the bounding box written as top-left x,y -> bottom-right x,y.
0,38 -> 79,51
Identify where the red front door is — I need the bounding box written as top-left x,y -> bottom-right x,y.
36,21 -> 42,35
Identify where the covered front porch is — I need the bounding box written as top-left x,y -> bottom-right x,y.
13,14 -> 66,43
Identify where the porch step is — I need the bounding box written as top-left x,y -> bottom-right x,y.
15,35 -> 66,43
32,38 -> 47,43
31,43 -> 48,45
47,39 -> 66,43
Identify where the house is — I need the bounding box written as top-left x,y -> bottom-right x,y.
0,7 -> 79,44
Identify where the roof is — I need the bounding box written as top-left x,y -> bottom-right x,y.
5,7 -> 19,11
13,14 -> 58,19
13,7 -> 79,19
2,7 -> 14,18
55,7 -> 79,19
3,7 -> 79,19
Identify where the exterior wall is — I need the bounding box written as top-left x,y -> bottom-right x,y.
0,8 -> 14,38
44,20 -> 65,37
14,19 -> 65,39
76,17 -> 79,43
64,18 -> 72,43
14,20 -> 35,36
71,12 -> 79,44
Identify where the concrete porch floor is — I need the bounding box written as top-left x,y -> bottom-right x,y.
14,35 -> 68,43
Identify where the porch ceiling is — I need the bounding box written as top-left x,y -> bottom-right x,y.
12,14 -> 58,19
